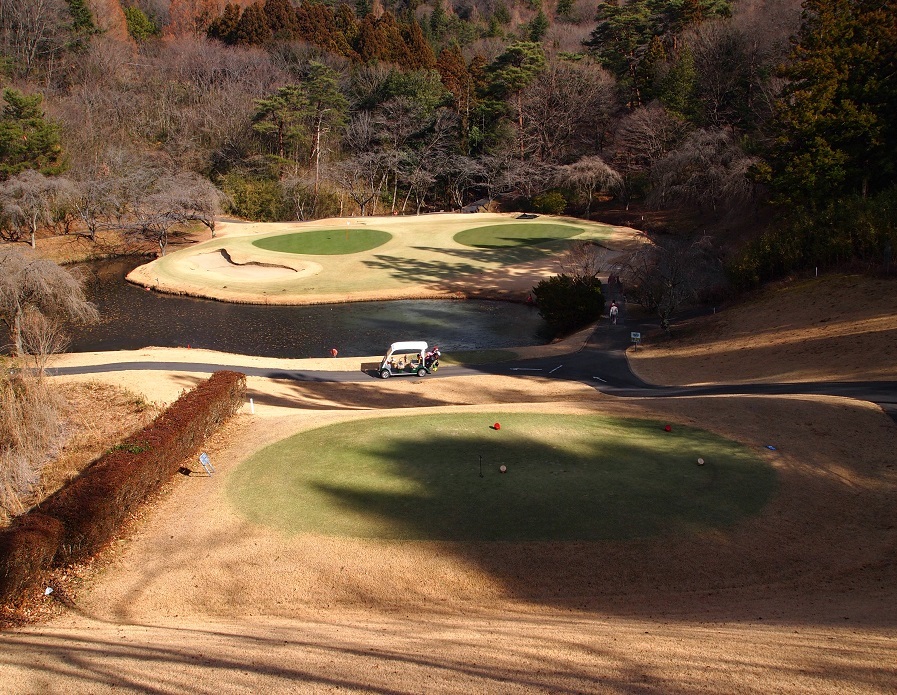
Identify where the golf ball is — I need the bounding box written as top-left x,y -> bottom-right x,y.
697,458 -> 705,465
499,465 -> 507,473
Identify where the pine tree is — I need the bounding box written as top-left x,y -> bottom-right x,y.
252,85 -> 310,160
528,9 -> 549,42
488,41 -> 546,158
0,89 -> 66,181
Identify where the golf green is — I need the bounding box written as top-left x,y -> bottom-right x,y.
453,223 -> 583,248
228,413 -> 776,541
252,228 -> 392,255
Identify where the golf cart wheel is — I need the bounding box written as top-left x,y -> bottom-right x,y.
380,369 -> 391,379
417,367 -> 427,377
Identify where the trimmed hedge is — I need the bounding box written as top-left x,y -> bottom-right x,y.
0,370 -> 246,604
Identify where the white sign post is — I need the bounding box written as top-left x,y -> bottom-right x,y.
198,452 -> 215,476
630,332 -> 641,350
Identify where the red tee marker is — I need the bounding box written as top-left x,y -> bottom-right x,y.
664,424 -> 672,432
493,422 -> 501,430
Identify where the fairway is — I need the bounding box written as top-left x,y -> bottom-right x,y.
454,222 -> 583,248
252,228 -> 392,254
228,413 -> 775,541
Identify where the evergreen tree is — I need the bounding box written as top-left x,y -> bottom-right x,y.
555,0 -> 574,20
586,0 -> 731,106
123,6 -> 159,42
207,2 -> 242,43
67,0 -> 97,38
234,3 -> 272,45
252,85 -> 310,160
264,0 -> 300,41
296,4 -> 355,57
528,9 -> 549,42
402,18 -> 437,70
766,0 -> 897,203
488,42 -> 546,157
0,89 -> 65,181
304,62 -> 349,203
659,45 -> 697,119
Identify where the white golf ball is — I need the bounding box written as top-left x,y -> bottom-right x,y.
697,458 -> 705,465
499,465 -> 507,473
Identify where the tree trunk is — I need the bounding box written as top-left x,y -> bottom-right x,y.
12,309 -> 23,357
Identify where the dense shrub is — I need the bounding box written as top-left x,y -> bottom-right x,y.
0,513 -> 62,604
0,371 -> 246,603
532,274 -> 604,334
221,173 -> 292,222
531,190 -> 567,215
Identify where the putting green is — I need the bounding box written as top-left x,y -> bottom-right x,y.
228,413 -> 776,541
252,228 -> 392,255
454,223 -> 583,248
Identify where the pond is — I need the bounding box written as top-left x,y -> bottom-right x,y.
68,258 -> 550,358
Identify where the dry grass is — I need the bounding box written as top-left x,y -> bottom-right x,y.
629,274 -> 897,384
34,382 -> 161,503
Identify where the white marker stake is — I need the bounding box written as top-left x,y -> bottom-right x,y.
249,398 -> 255,414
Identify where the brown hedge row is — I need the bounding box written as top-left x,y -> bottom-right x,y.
0,370 -> 246,605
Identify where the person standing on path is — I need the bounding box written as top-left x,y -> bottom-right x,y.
609,301 -> 619,324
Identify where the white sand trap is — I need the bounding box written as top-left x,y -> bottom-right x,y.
188,248 -> 322,281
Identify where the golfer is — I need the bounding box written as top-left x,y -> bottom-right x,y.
609,301 -> 619,324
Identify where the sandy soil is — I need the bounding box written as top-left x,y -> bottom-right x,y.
3,259 -> 896,690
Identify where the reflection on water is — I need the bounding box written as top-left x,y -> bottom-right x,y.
69,258 -> 550,358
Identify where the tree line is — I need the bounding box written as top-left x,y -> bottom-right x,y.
0,0 -> 894,280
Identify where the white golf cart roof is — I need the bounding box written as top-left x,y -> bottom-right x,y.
386,341 -> 428,353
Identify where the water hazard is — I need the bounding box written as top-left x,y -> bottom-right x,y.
68,258 -> 550,358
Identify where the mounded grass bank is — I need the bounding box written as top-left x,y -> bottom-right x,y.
228,413 -> 775,541
252,229 -> 392,255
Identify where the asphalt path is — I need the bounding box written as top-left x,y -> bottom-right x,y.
50,313 -> 897,423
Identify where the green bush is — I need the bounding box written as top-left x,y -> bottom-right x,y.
221,173 -> 292,221
531,190 -> 567,215
0,371 -> 246,604
533,274 -> 604,334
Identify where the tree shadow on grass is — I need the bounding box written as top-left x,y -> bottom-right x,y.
361,241 -> 574,288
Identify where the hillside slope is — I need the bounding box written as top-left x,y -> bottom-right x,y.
628,275 -> 897,385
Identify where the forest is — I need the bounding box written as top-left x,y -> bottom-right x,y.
0,0 -> 895,284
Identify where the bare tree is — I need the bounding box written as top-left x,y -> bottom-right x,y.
520,60 -> 617,163
611,103 -> 690,176
0,0 -> 69,75
128,170 -> 225,253
0,245 -> 98,356
332,152 -> 387,216
648,129 -> 757,215
0,170 -> 69,248
439,156 -> 483,211
620,235 -> 717,332
556,155 -> 623,215
558,240 -> 611,281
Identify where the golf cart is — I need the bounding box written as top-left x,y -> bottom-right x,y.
379,341 -> 440,379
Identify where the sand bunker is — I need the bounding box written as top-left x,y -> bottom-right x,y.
186,248 -> 322,281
